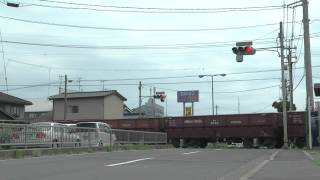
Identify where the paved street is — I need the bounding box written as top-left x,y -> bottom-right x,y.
0,149 -> 318,180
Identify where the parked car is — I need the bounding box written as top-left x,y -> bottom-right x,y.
76,122 -> 116,147
10,122 -> 81,148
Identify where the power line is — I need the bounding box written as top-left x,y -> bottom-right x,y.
0,39 -> 275,50
0,15 -> 281,32
143,78 -> 280,85
252,103 -> 273,113
145,84 -> 279,94
1,32 -> 319,50
0,81 -> 59,91
20,1 -> 285,14
7,58 -> 205,72
0,78 -> 280,92
7,56 -> 320,77
37,0 -> 283,11
293,74 -> 305,91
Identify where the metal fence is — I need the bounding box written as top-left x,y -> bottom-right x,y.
0,123 -> 167,149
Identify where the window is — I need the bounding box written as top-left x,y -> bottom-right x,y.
68,106 -> 79,113
10,106 -> 20,117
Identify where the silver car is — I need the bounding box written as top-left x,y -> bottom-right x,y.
11,122 -> 81,148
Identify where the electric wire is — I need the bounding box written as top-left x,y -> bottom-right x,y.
0,15 -> 281,32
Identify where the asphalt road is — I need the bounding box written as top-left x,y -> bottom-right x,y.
0,149 -> 318,180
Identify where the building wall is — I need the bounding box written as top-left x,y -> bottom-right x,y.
53,97 -> 104,121
0,103 -> 25,120
132,98 -> 164,118
103,95 -> 124,119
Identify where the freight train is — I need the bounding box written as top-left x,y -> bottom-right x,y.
60,111 -> 306,148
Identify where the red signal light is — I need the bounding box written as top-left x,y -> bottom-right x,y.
245,47 -> 252,54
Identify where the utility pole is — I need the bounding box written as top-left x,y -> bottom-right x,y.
238,97 -> 240,114
280,22 -> 289,149
77,77 -> 81,92
153,87 -> 156,118
0,30 -> 8,93
288,48 -> 294,111
211,76 -> 215,116
58,75 -> 63,94
302,0 -> 314,110
64,74 -> 68,121
215,105 -> 219,115
138,81 -> 142,118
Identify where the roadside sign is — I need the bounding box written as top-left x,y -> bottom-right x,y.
236,41 -> 253,46
177,90 -> 199,103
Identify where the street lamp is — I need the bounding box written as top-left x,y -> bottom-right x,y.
199,73 -> 226,115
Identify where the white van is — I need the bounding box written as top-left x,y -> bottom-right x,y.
76,122 -> 116,147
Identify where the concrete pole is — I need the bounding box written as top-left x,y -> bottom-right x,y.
302,0 -> 314,110
308,96 -> 313,149
288,48 -> 294,111
64,74 -> 67,121
138,81 -> 142,118
153,87 -> 156,118
280,22 -> 289,149
211,76 -> 215,116
238,96 -> 240,114
215,105 -> 218,115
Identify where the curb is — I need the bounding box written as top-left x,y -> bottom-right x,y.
0,144 -> 172,160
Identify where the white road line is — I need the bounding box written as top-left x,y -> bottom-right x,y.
104,158 -> 154,167
303,150 -> 315,161
269,150 -> 280,160
183,151 -> 201,155
240,150 -> 281,180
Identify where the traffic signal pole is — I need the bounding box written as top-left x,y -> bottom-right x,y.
280,22 -> 289,149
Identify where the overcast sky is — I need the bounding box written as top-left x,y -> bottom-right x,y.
0,0 -> 320,116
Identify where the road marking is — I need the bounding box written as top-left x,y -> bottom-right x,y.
183,151 -> 200,155
269,150 -> 280,160
240,150 -> 281,180
303,150 -> 315,161
104,158 -> 153,167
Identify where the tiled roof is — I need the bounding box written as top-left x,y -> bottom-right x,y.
48,90 -> 127,101
0,92 -> 32,105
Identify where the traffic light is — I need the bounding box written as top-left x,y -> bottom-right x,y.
160,95 -> 166,102
232,46 -> 256,55
154,95 -> 161,99
154,94 -> 166,102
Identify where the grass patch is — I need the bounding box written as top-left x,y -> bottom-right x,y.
32,149 -> 41,157
114,144 -> 154,150
207,143 -> 229,149
15,150 -> 24,159
313,160 -> 320,166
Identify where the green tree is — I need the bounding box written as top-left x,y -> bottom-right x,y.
272,101 -> 296,112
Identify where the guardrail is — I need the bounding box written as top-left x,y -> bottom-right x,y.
0,123 -> 167,149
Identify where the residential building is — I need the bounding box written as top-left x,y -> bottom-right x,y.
49,90 -> 127,121
24,98 -> 53,122
132,98 -> 164,118
0,92 -> 32,120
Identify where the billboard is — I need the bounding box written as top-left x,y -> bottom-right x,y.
177,90 -> 199,103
